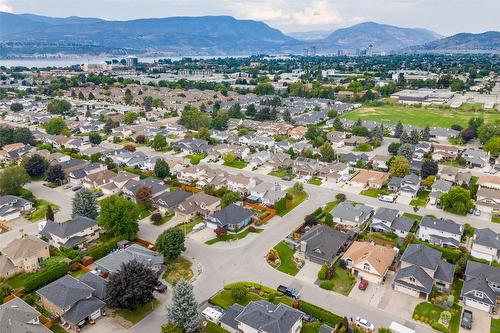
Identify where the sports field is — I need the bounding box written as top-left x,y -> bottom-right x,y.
343,104 -> 500,128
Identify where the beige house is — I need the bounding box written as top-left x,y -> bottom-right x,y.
342,241 -> 397,283
478,175 -> 500,190
476,187 -> 500,214
174,192 -> 221,221
350,170 -> 390,189
40,216 -> 100,249
0,236 -> 50,279
471,228 -> 500,262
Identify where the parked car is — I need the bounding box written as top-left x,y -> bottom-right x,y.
379,195 -> 395,203
72,185 -> 82,192
358,279 -> 368,291
277,285 -> 300,299
461,309 -> 472,330
63,184 -> 72,190
356,317 -> 375,331
154,281 -> 168,293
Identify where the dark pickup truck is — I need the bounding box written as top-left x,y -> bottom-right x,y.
461,309 -> 472,330
277,285 -> 300,299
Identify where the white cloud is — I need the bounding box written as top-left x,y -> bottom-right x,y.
290,0 -> 344,26
0,0 -> 13,12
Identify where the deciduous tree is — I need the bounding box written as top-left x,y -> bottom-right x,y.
0,166 -> 30,196
156,229 -> 186,261
98,195 -> 140,239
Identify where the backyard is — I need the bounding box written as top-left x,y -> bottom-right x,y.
343,104 -> 500,128
317,263 -> 356,296
273,241 -> 299,276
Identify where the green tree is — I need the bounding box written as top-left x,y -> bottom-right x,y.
166,279 -> 200,333
43,117 -> 68,135
151,134 -> 168,151
0,165 -> 30,195
161,324 -> 184,333
24,154 -> 47,178
98,195 -> 140,239
440,187 -> 474,215
319,142 -> 335,162
88,92 -> 95,100
245,104 -> 257,118
155,228 -> 186,261
389,156 -> 410,177
221,191 -> 242,208
179,107 -> 212,130
143,96 -> 153,112
283,109 -> 292,123
333,117 -> 344,131
397,143 -> 414,161
478,120 -> 500,143
47,99 -> 71,114
223,152 -> 236,164
45,164 -> 65,184
72,188 -> 98,220
484,136 -> 500,157
231,285 -> 248,302
124,88 -> 133,105
124,112 -> 138,125
195,127 -> 211,141
154,159 -> 170,178
394,121 -> 404,138
46,204 -> 54,221
293,182 -> 303,194
10,102 -> 23,112
78,91 -> 85,100
422,125 -> 431,141
88,132 -> 102,144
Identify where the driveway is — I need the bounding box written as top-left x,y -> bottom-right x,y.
459,306 -> 491,333
296,261 -> 322,284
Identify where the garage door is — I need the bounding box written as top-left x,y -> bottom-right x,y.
206,221 -> 219,229
465,298 -> 491,312
395,284 -> 419,297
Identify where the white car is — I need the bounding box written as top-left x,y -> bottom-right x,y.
356,317 -> 375,331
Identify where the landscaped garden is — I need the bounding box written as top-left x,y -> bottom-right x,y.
223,159 -> 248,169
410,190 -> 430,207
317,262 -> 356,296
268,241 -> 300,276
268,168 -> 295,179
278,188 -> 308,217
491,318 -> 500,333
205,226 -> 263,245
27,199 -> 58,222
360,186 -> 390,198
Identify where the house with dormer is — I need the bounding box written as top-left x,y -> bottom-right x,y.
471,228 -> 500,262
461,261 -> 500,313
417,216 -> 463,249
331,201 -> 373,228
0,195 -> 33,221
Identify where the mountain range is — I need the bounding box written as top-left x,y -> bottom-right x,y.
0,12 -> 498,57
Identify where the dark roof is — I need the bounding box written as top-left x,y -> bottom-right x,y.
465,261 -> 500,284
41,216 -> 96,239
401,244 -> 441,271
300,225 -> 350,263
420,216 -> 463,236
435,260 -> 456,284
208,203 -> 254,227
373,207 -> 398,223
94,244 -> 163,274
219,304 -> 245,331
474,228 -> 500,250
395,264 -> 434,293
152,190 -> 192,209
62,296 -> 105,325
36,275 -> 94,310
235,300 -> 303,333
78,272 -> 107,300
0,297 -> 51,333
392,216 -> 415,233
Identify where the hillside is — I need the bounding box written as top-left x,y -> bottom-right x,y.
407,31 -> 500,53
316,22 -> 442,52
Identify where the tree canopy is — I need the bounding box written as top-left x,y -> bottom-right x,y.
155,228 -> 186,261
98,195 -> 140,239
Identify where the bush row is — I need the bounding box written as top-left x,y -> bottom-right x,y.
24,262 -> 69,292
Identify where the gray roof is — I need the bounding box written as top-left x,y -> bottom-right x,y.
420,216 -> 463,236
462,261 -> 500,306
235,300 -> 304,333
36,275 -> 94,310
0,297 -> 51,333
400,244 -> 441,271
219,304 -> 245,331
208,203 -> 254,228
465,261 -> 500,284
125,177 -> 168,196
435,260 -> 456,284
402,173 -> 420,185
373,207 -> 398,223
395,264 -> 434,293
331,201 -> 373,223
41,216 -> 96,240
474,228 -> 500,250
78,272 -> 107,300
62,296 -> 105,325
432,179 -> 453,193
388,177 -> 402,188
152,190 -> 192,209
392,216 -> 415,233
300,225 -> 350,263
319,324 -> 334,333
94,243 -> 164,274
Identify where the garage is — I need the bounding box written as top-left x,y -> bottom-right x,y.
395,284 -> 420,298
206,221 -> 219,229
464,298 -> 492,313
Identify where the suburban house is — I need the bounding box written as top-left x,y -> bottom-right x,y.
461,261 -> 500,313
245,151 -> 271,168
248,182 -> 286,206
0,236 -> 50,279
478,175 -> 500,190
288,125 -> 307,140
475,187 -> 500,215
440,166 -> 472,186
174,192 -> 221,221
37,275 -> 106,330
431,145 -> 462,161
297,225 -> 351,265
82,169 -> 117,190
226,174 -> 260,195
268,152 -> 293,171
331,201 -> 373,228
471,228 -> 500,262
371,155 -> 391,171
205,203 -> 254,232
387,177 -> 402,192
350,170 -> 390,189
462,148 -> 490,168
122,177 -> 169,202
417,216 -> 463,248
317,162 -> 349,183
393,244 -> 455,300
174,138 -> 210,154
399,174 -> 421,198
40,216 -> 100,249
293,157 -> 320,177
414,142 -> 432,160
371,207 -> 415,238
0,297 -> 51,333
326,131 -> 346,148
219,300 -> 304,333
68,163 -> 108,185
95,243 -> 164,274
152,189 -> 193,214
0,195 -> 33,221
342,152 -> 369,167
429,179 -> 453,205
341,241 -> 398,284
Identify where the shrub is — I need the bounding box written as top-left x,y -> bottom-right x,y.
319,280 -> 334,290
23,293 -> 37,305
231,286 -> 248,302
248,226 -> 256,232
318,265 -> 328,280
267,293 -> 276,303
24,262 -> 70,292
86,235 -> 125,260
215,227 -> 228,237
298,301 -> 342,326
151,212 -> 162,224
335,193 -> 346,202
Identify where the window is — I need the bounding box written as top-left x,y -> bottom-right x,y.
409,277 -> 416,283
363,263 -> 370,271
475,291 -> 483,299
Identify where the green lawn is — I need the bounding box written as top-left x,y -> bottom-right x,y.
492,216 -> 500,223
205,321 -> 231,333
137,205 -> 153,219
223,160 -> 248,169
301,322 -> 321,333
186,153 -> 207,165
402,213 -> 423,222
114,299 -> 160,324
323,201 -> 339,213
308,178 -> 322,186
318,263 -> 356,296
273,241 -> 299,276
163,256 -> 193,284
175,217 -> 204,235
360,187 -> 389,198
28,199 -> 58,222
279,190 -> 307,216
343,104 -> 500,128
491,318 -> 500,333
268,169 -> 296,179
413,302 -> 448,332
51,325 -> 67,333
410,190 -> 430,207
205,227 -> 263,245
5,272 -> 33,290
211,289 -> 262,309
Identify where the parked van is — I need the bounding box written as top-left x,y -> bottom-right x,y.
379,195 -> 395,203
201,307 -> 223,324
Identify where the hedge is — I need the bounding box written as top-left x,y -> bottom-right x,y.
224,282 -> 283,296
24,262 -> 70,292
298,301 -> 343,326
413,239 -> 461,263
86,235 -> 125,260
319,280 -> 334,290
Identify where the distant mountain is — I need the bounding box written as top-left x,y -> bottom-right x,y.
0,12 -> 51,36
18,13 -> 104,25
315,22 -> 442,52
0,13 -> 301,56
287,30 -> 333,41
406,31 -> 500,54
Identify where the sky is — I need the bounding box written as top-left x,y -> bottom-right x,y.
1,0 -> 499,36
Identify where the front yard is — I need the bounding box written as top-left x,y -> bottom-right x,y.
223,160 -> 248,169
27,199 -> 58,222
163,256 -> 193,284
317,263 -> 356,296
308,178 -> 322,186
205,227 -> 263,245
113,299 -> 160,325
491,318 -> 500,333
268,168 -> 295,180
186,153 -> 207,165
360,187 -> 389,198
410,190 -> 430,207
279,190 -> 308,217
272,241 -> 300,276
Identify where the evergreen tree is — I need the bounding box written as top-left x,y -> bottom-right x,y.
355,118 -> 362,127
394,121 -> 404,138
46,204 -> 54,221
283,109 -> 292,123
409,129 -> 421,144
333,117 -> 344,131
72,188 -> 98,220
166,279 -> 200,333
422,125 -> 431,141
154,159 -> 170,178
88,92 -> 95,100
78,91 -> 85,100
399,131 -> 409,144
